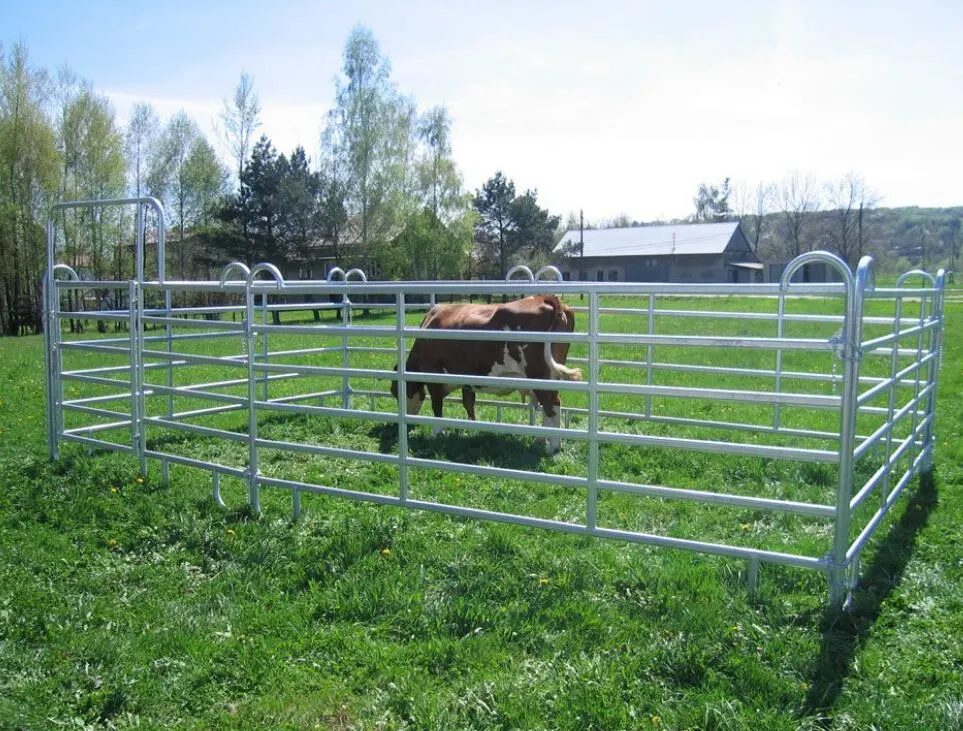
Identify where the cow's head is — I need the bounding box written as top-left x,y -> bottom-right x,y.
390,365 -> 427,415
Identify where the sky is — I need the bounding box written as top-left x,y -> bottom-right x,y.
6,0 -> 963,222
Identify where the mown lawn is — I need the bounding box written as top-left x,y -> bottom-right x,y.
1,292 -> 961,730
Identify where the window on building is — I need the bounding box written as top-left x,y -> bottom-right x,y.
596,270 -> 605,281
608,270 -> 618,281
562,271 -> 571,281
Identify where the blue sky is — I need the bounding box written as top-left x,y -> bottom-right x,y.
7,0 -> 963,220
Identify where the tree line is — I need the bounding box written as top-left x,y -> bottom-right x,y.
690,174 -> 961,273
0,28 -> 560,335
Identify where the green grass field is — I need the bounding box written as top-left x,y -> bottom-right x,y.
1,291 -> 961,729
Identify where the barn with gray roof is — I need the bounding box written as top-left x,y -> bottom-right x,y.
553,221 -> 763,283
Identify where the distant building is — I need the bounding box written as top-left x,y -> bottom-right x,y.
553,221 -> 763,283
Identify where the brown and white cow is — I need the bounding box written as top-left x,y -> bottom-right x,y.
390,295 -> 581,453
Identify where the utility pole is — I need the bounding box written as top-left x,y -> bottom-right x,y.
580,209 -> 585,300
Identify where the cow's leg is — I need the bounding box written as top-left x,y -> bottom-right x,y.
428,384 -> 446,436
533,389 -> 563,454
461,387 -> 477,421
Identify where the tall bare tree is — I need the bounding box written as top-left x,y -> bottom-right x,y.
0,42 -> 60,334
733,180 -> 773,253
824,172 -> 879,268
778,171 -> 819,258
125,102 -> 159,198
219,71 -> 261,192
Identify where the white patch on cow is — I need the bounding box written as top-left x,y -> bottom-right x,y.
482,344 -> 528,395
543,410 -> 562,453
406,391 -> 425,415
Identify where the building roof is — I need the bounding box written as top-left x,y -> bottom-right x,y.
554,221 -> 742,258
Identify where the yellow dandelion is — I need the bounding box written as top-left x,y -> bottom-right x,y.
651,716 -> 662,726
380,547 -> 391,557
110,487 -> 118,493
740,523 -> 752,532
107,539 -> 118,548
226,528 -> 235,536
539,577 -> 550,586
135,476 -> 144,484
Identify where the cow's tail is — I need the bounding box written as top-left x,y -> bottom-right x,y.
544,340 -> 582,381
545,343 -> 582,381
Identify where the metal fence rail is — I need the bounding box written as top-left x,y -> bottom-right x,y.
43,199 -> 946,607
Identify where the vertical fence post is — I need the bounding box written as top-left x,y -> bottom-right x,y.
773,290 -> 786,430
586,290 -> 600,531
881,292 -> 905,502
829,256 -> 871,607
341,294 -> 352,410
128,280 -> 147,476
245,279 -> 260,512
261,292 -> 270,401
397,292 -> 409,503
922,270 -> 946,468
644,293 -> 655,418
908,288 -> 929,466
42,272 -> 55,461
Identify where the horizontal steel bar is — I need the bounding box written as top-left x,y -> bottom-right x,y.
61,373 -> 133,388
62,402 -> 130,419
63,361 -> 173,378
595,332 -> 835,350
616,412 -> 842,442
141,279 -> 850,297
853,385 -> 933,461
254,399 -> 401,424
59,392 -> 133,406
63,420 -> 133,435
599,381 -> 841,407
856,354 -> 934,406
847,447 -> 931,562
574,357 -> 842,384
257,437 -> 400,465
406,456 -> 587,488
143,330 -> 238,344
256,346 -> 345,358
404,413 -> 581,439
142,305 -> 246,316
597,477 -> 836,518
860,320 -> 938,351
148,383 -> 248,406
55,280 -> 131,290
141,315 -> 245,330
255,475 -> 827,569
255,322 -> 588,343
140,348 -> 247,368
57,310 -> 132,323
255,362 -> 589,394
864,287 -> 937,299
595,429 -> 839,463
61,433 -> 134,453
266,389 -> 341,404
165,403 -> 246,420
850,416 -> 930,511
146,417 -> 250,443
345,346 -> 394,354
142,450 -> 247,478
59,341 -> 131,355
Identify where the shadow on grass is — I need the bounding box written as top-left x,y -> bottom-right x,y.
372,423 -> 549,472
801,470 -> 938,720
